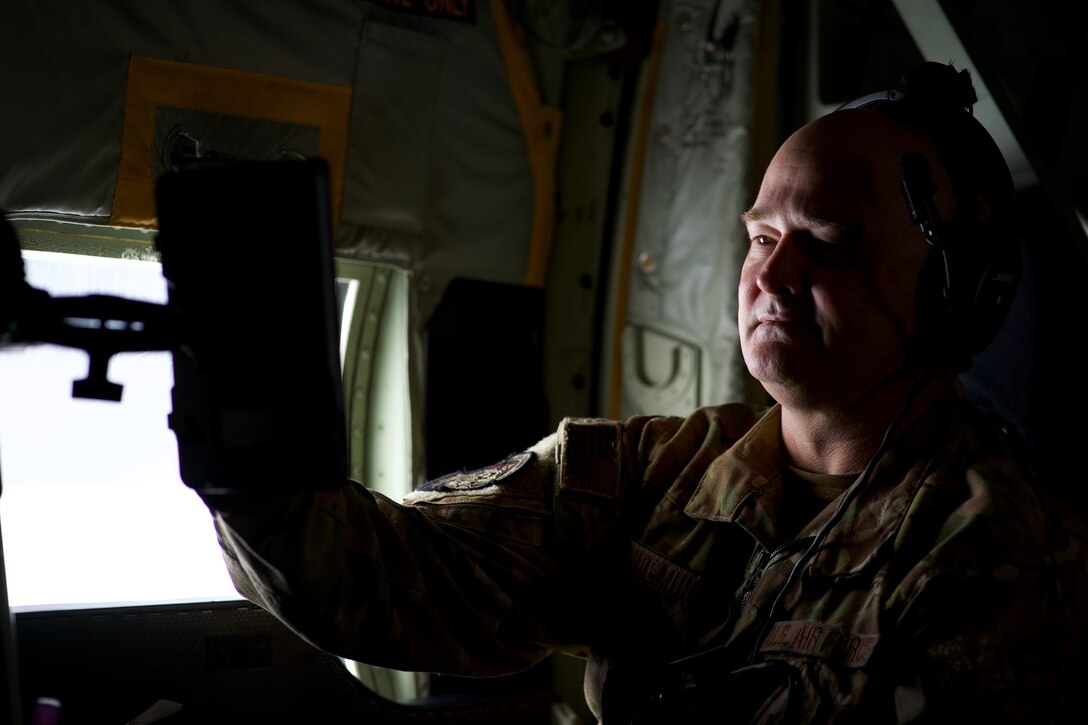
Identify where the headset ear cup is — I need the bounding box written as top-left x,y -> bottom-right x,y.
914,247 -> 953,368
927,218 -> 1022,369
913,218 -> 1021,371
965,220 -> 1022,356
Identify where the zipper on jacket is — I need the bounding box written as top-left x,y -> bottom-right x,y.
738,535 -> 816,614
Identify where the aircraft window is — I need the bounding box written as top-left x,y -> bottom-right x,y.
1,222 -> 419,704
0,245 -> 415,618
332,258 -> 418,701
335,259 -> 413,506
0,249 -> 239,610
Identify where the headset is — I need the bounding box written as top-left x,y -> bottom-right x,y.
838,61 -> 1022,372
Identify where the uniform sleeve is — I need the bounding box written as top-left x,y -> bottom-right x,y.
203,417 -> 631,677
888,470 -> 1088,723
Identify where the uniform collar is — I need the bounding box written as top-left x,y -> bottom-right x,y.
685,384 -> 965,573
683,404 -> 790,547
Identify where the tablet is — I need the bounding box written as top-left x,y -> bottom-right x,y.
154,158 -> 347,494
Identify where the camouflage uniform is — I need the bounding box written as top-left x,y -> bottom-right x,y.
208,384 -> 1088,723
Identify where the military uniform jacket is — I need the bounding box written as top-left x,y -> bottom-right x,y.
208,386 -> 1088,723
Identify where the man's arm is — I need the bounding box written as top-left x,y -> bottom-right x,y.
201,428 -> 613,677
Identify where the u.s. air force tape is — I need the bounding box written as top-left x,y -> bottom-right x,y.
556,417 -> 622,500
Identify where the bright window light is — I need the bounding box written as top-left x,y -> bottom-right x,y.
0,250 -> 240,610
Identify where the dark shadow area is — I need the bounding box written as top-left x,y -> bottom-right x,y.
14,600 -> 556,725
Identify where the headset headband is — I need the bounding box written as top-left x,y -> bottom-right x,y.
836,88 -> 911,111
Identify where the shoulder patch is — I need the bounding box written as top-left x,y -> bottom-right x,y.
421,451 -> 533,492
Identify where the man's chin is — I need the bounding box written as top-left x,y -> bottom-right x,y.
743,340 -> 820,380
747,362 -> 812,394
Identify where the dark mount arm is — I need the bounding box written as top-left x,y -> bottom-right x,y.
1,211 -> 175,402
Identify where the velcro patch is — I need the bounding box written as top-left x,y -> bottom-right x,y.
368,0 -> 476,24
760,620 -> 880,668
557,417 -> 622,500
421,451 -> 532,492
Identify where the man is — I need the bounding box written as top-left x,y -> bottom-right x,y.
204,63 -> 1088,723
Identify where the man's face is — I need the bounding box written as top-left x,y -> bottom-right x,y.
739,110 -> 951,410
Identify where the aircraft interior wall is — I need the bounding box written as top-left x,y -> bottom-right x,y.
2,0 -> 1086,723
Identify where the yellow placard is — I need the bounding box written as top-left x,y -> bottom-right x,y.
112,55 -> 352,228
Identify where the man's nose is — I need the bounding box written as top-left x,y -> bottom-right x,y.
756,235 -> 806,296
